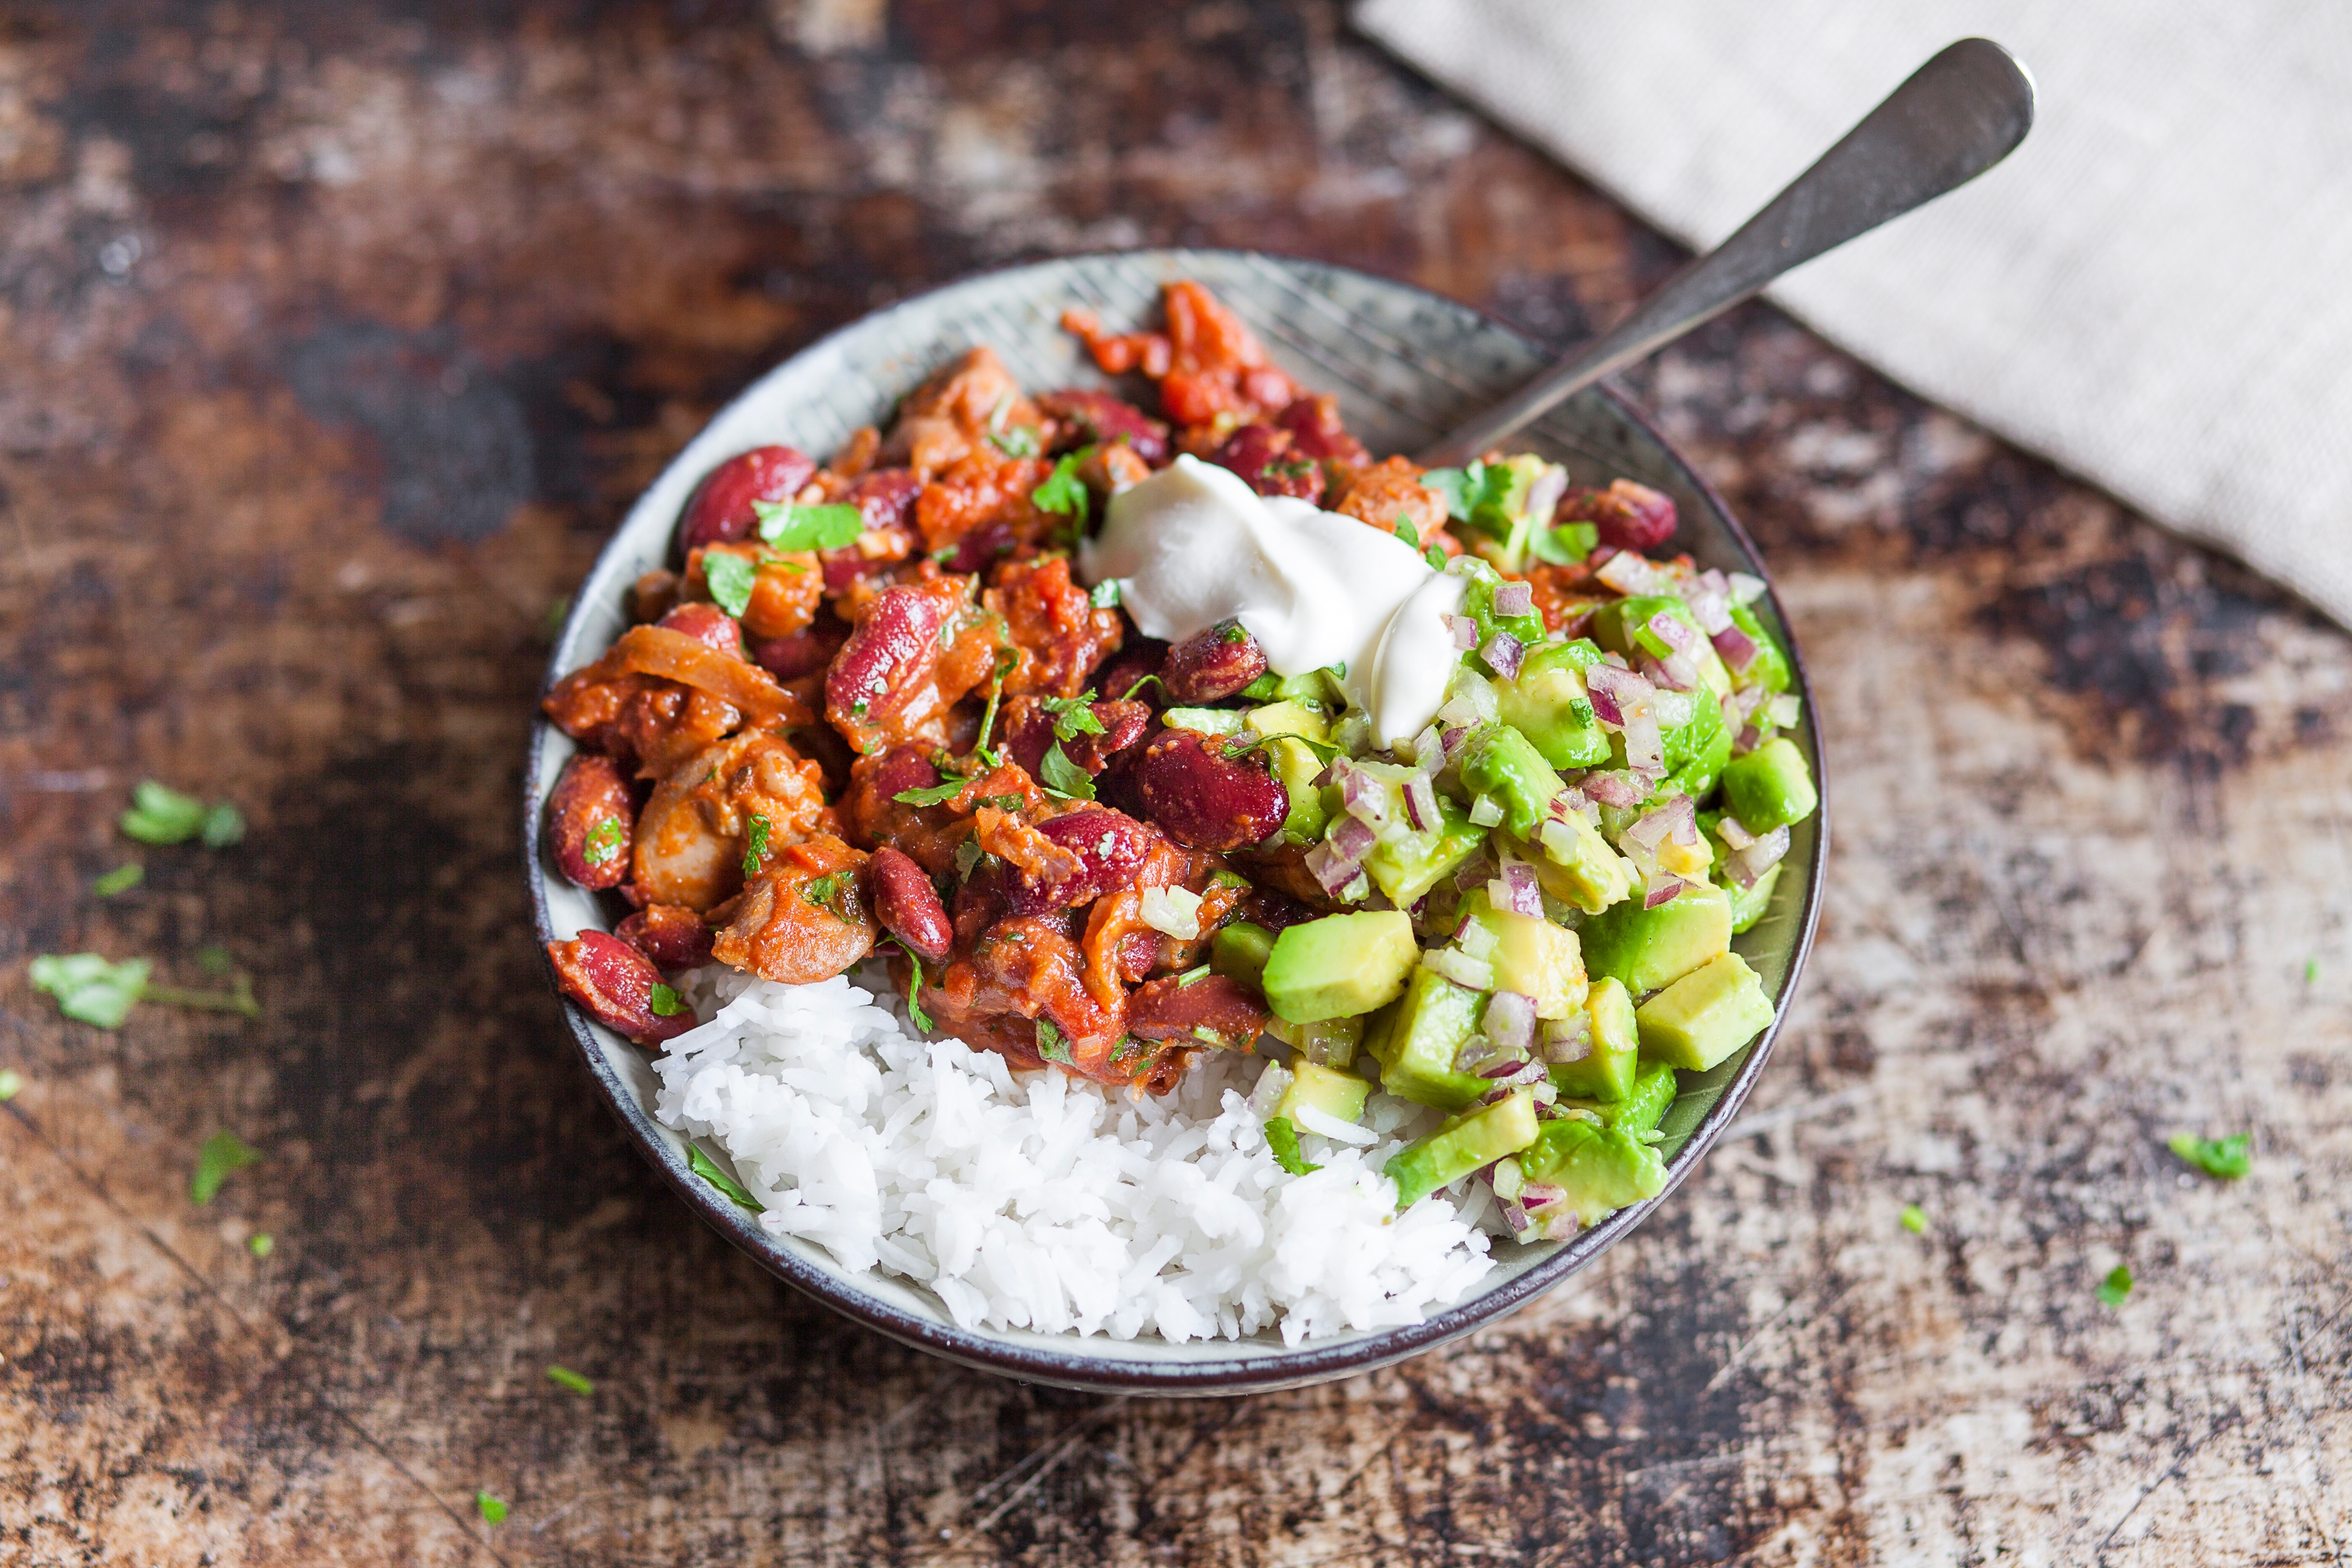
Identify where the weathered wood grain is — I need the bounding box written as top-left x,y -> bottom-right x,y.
2,2 -> 2345,1563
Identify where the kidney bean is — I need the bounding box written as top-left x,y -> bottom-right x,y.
677,445 -> 817,558
848,467 -> 924,532
953,862 -> 1007,950
1557,478 -> 1677,554
1003,804 -> 1160,916
1211,423 -> 1324,503
1036,387 -> 1171,466
1273,394 -> 1370,469
657,601 -> 746,659
615,903 -> 716,970
1092,637 -> 1168,707
1160,619 -> 1269,704
869,846 -> 952,963
750,612 -> 848,681
1130,731 -> 1288,851
1003,697 -> 1152,780
1127,972 -> 1271,1050
824,578 -> 968,753
547,752 -> 637,890
546,930 -> 693,1047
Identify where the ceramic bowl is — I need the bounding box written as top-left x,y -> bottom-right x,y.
524,249 -> 1825,1396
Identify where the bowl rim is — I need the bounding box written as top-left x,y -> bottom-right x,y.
523,245 -> 1826,1395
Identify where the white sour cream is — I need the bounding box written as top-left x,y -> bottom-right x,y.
1078,456 -> 1468,744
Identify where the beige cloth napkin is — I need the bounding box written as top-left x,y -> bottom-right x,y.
1356,0 -> 2352,628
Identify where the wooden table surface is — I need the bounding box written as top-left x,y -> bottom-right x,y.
4,3 -> 2347,1563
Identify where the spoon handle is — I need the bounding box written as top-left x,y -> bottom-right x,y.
1419,38 -> 2036,468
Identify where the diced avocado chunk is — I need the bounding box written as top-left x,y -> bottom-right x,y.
1491,639 -> 1613,770
1363,965 -> 1491,1110
1724,602 -> 1790,695
1661,688 -> 1733,800
1592,595 -> 1692,661
1163,706 -> 1247,735
1723,862 -> 1780,934
1516,1118 -> 1667,1225
1456,725 -> 1566,839
1635,950 -> 1775,1071
1265,735 -> 1330,847
1276,1059 -> 1371,1127
1721,736 -> 1817,833
1361,790 -> 1485,907
1579,880 -> 1731,996
1210,921 -> 1276,989
1548,975 -> 1639,1102
1563,1060 -> 1679,1138
1241,668 -> 1345,709
1247,701 -> 1330,744
1521,811 -> 1637,916
1262,911 -> 1418,1024
1386,1087 -> 1541,1209
1457,888 -> 1588,1019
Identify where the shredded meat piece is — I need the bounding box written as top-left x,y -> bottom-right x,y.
912,448 -> 1056,572
926,916 -> 1139,1081
544,626 -> 810,767
880,347 -> 1041,477
707,833 -> 877,983
1334,456 -> 1456,553
985,555 -> 1123,699
683,544 -> 824,640
632,731 -> 839,913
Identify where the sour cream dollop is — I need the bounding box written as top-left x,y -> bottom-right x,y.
1078,456 -> 1468,744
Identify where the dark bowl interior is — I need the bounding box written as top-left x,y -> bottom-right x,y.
524,249 -> 1826,1395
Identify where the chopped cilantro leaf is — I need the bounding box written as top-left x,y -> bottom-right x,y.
476,1491 -> 509,1526
1031,446 -> 1094,521
704,552 -> 759,619
648,983 -> 687,1018
31,953 -> 150,1028
200,802 -> 245,848
953,837 -> 985,882
94,862 -> 143,896
120,780 -> 208,844
1899,1203 -> 1929,1235
1567,697 -> 1597,727
248,1232 -> 273,1258
1040,691 -> 1107,739
897,942 -> 934,1033
583,818 -> 626,866
2305,956 -> 2321,983
546,1364 -> 594,1396
1218,621 -> 1250,644
197,944 -> 233,974
973,648 -> 1017,756
1421,461 -> 1515,528
741,815 -> 772,877
1392,515 -> 1417,550
0,1068 -> 21,1102
894,775 -> 970,807
1532,520 -> 1599,566
191,1130 -> 260,1205
689,1143 -> 765,1211
988,424 -> 1041,457
1108,1036 -> 1150,1071
803,873 -> 840,906
1034,1017 -> 1074,1065
753,499 -> 863,551
1120,673 -> 1165,702
140,975 -> 260,1018
2096,1265 -> 2134,1307
1037,741 -> 1097,800
2167,1131 -> 2251,1180
1089,579 -> 1122,608
1265,1116 -> 1320,1175
1175,964 -> 1210,988
539,594 -> 572,645
1422,545 -> 1446,571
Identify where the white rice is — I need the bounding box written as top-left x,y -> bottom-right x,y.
649,966 -> 1500,1345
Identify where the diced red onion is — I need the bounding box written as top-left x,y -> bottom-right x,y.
1410,724 -> 1444,769
1490,859 -> 1544,917
1483,990 -> 1536,1052
1624,806 -> 1673,850
1519,1182 -> 1567,1208
1478,1055 -> 1526,1080
1328,813 -> 1377,861
1644,876 -> 1686,909
1727,572 -> 1766,606
1446,614 -> 1479,652
1595,551 -> 1674,597
1734,723 -> 1766,756
1479,1085 -> 1514,1106
1694,568 -> 1731,601
1534,1207 -> 1581,1242
1526,465 -> 1569,526
1640,651 -> 1700,692
1402,773 -> 1439,833
1766,693 -> 1803,728
1494,579 -> 1535,619
1581,770 -> 1643,809
1483,630 -> 1525,681
1501,1200 -> 1532,1233
1453,851 -> 1495,891
1726,825 -> 1791,887
1711,622 -> 1760,673
1717,814 -> 1756,851
1305,837 -> 1363,895
1338,764 -> 1388,826
1584,684 -> 1624,728
1542,1016 -> 1592,1063
1650,689 -> 1695,729
1441,724 -> 1472,760
1647,609 -> 1699,655
1621,709 -> 1664,773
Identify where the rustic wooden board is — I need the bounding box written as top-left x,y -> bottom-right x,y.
2,3 -> 2345,1563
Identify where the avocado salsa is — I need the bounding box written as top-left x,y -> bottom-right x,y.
540,278 -> 1816,1245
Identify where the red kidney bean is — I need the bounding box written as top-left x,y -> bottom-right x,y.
1211,423 -> 1324,503
824,579 -> 962,750
1127,972 -> 1271,1049
869,846 -> 953,963
1160,619 -> 1269,704
1091,637 -> 1168,707
546,930 -> 694,1047
750,615 -> 848,681
1130,731 -> 1289,851
1557,478 -> 1677,554
1273,394 -> 1370,468
1003,804 -> 1160,915
615,903 -> 716,970
547,752 -> 637,890
1036,388 -> 1171,466
657,601 -> 746,659
848,467 -> 924,532
952,862 -> 1007,950
676,445 -> 817,557
1002,697 -> 1152,780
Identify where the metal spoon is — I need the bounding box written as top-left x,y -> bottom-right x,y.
1419,38 -> 2036,467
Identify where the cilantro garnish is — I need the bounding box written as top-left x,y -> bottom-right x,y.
1175,964 -> 1210,988
1108,1036 -> 1151,1072
1031,445 -> 1094,524
1218,621 -> 1250,644
896,942 -> 934,1033
1037,741 -> 1097,800
119,780 -> 207,844
753,499 -> 863,552
1392,515 -> 1417,550
1040,691 -> 1107,740
802,873 -> 840,906
1265,1116 -> 1320,1176
1422,545 -> 1446,570
989,424 -> 1041,458
953,837 -> 984,882
476,1491 -> 509,1526
94,862 -> 143,896
30,953 -> 150,1028
583,818 -> 626,866
248,1232 -> 273,1258
1532,520 -> 1599,565
201,802 -> 245,848
191,1130 -> 260,1205
1899,1203 -> 1929,1235
648,983 -> 687,1018
0,1069 -> 23,1102
689,1144 -> 764,1212
1421,460 -> 1517,533
986,793 -> 1026,811
894,775 -> 971,808
197,944 -> 232,974
741,815 -> 772,877
1089,579 -> 1122,608
1120,673 -> 1165,702
1034,1017 -> 1075,1065
2167,1131 -> 2251,1180
2096,1265 -> 2134,1307
704,552 -> 759,619
972,648 -> 1018,758
546,1364 -> 594,1396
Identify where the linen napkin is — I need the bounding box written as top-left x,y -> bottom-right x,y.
1355,0 -> 2352,629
